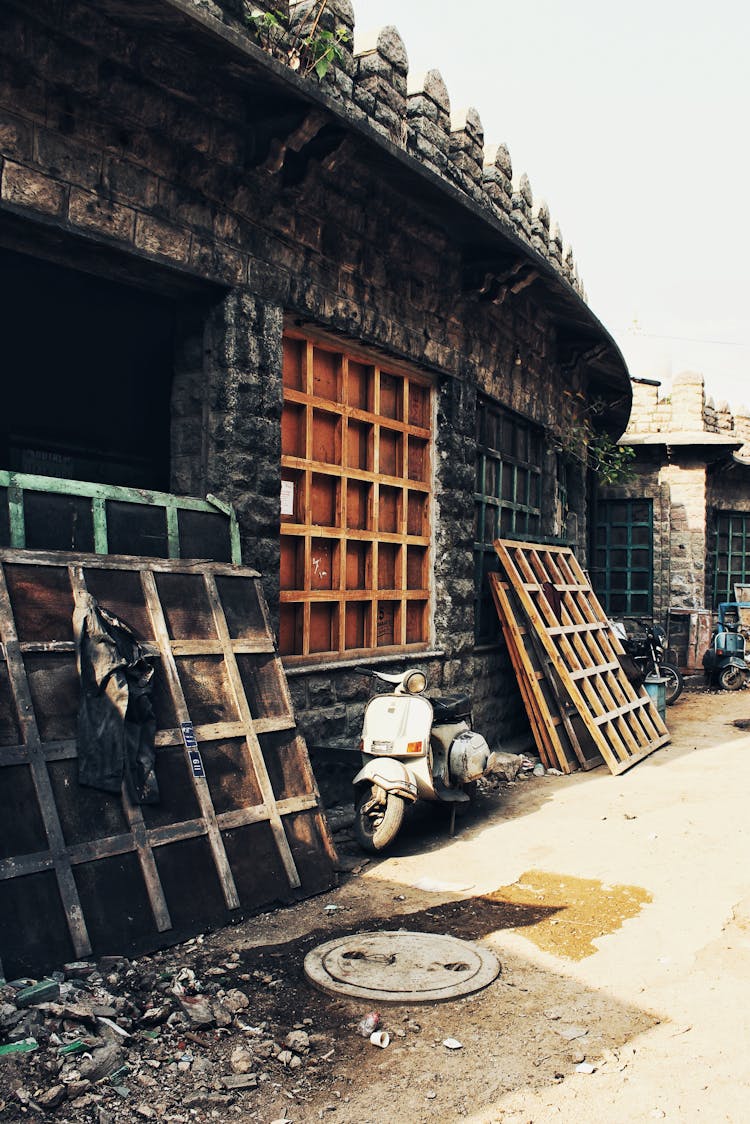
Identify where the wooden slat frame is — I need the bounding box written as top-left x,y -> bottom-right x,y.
495,539 -> 669,776
0,566 -> 92,958
0,548 -> 336,971
280,330 -> 432,663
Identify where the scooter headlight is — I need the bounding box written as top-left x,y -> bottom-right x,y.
404,670 -> 427,694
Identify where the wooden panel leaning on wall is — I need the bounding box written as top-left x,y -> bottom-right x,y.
0,549 -> 337,979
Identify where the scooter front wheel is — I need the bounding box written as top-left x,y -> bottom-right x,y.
718,664 -> 748,691
354,786 -> 406,853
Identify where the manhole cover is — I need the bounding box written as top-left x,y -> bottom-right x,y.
303,930 -> 500,1002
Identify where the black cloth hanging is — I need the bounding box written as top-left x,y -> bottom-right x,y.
73,591 -> 159,805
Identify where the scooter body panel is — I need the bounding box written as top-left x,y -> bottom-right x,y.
361,693 -> 432,758
352,757 -> 418,802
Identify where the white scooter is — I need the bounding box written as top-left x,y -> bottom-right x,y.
352,665 -> 496,853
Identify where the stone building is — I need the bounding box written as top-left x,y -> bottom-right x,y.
593,371 -> 750,667
0,0 -> 631,755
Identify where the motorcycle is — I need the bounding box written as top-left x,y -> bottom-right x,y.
703,603 -> 750,691
611,619 -> 684,705
352,665 -> 496,853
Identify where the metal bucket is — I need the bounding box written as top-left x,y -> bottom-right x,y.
644,675 -> 667,722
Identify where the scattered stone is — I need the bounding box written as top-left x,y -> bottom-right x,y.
79,1043 -> 126,1082
221,1073 -> 258,1090
221,989 -> 250,1014
230,1046 -> 255,1074
36,1083 -> 67,1110
63,962 -> 96,980
175,994 -> 214,1027
285,1030 -> 310,1053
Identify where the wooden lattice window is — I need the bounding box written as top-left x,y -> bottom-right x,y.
711,511 -> 750,606
473,398 -> 543,644
592,498 -> 653,616
279,332 -> 432,661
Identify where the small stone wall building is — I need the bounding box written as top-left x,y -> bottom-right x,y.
0,0 -> 632,759
594,372 -> 750,668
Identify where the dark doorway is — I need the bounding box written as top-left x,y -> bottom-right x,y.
0,248 -> 176,489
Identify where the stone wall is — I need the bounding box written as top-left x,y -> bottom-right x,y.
609,372 -> 750,619
0,0 -> 619,760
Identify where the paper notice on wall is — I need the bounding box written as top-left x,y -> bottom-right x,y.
281,479 -> 295,516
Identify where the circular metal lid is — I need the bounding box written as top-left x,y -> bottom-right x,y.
303,930 -> 500,1003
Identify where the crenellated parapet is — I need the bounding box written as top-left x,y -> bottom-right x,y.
353,25 -> 408,143
482,143 -> 513,216
208,0 -> 587,297
406,70 -> 451,171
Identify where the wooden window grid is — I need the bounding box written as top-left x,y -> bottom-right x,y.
280,332 -> 432,661
592,498 -> 654,617
711,510 -> 750,606
473,398 -> 543,644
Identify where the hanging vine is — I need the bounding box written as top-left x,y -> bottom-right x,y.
552,404 -> 636,486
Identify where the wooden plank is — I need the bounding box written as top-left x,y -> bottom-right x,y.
68,565 -> 173,934
490,575 -> 570,772
0,548 -> 258,578
140,569 -> 241,910
202,573 -> 302,890
0,563 -> 92,957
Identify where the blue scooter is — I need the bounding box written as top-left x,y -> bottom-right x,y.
703,603 -> 750,691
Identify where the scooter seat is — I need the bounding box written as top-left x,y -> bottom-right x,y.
429,694 -> 472,723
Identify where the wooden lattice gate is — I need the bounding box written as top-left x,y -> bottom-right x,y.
493,539 -> 669,776
0,550 -> 336,977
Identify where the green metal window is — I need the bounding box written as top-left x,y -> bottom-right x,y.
0,471 -> 241,564
711,511 -> 750,606
593,498 -> 653,616
473,398 -> 543,643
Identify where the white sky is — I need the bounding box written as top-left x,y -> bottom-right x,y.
349,0 -> 750,411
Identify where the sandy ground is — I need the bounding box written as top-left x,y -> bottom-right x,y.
230,684 -> 750,1124
5,685 -> 749,1123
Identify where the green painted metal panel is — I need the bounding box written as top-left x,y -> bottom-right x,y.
0,471 -> 241,565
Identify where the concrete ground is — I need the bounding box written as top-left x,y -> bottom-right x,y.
272,685 -> 750,1123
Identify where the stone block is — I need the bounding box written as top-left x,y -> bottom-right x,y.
102,157 -> 159,207
134,213 -> 191,262
68,187 -> 135,241
34,129 -> 102,188
0,111 -> 32,160
1,160 -> 66,214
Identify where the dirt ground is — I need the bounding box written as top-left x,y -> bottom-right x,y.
4,683 -> 750,1122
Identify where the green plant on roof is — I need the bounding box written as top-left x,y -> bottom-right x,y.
246,1 -> 350,81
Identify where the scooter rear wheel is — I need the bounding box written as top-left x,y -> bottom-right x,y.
354,786 -> 405,853
662,663 -> 684,705
718,664 -> 748,691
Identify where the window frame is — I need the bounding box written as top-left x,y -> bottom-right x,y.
593,497 -> 654,617
279,329 -> 432,663
473,396 -> 543,645
711,510 -> 750,606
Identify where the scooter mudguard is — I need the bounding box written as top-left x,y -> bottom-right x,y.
353,758 -> 418,802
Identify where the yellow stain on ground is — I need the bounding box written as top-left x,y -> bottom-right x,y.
488,870 -> 652,960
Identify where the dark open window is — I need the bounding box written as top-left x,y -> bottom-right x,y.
0,248 -> 175,490
593,498 -> 653,616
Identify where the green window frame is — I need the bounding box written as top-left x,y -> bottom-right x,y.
0,470 -> 241,563
711,511 -> 750,606
593,498 -> 653,616
473,398 -> 543,644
